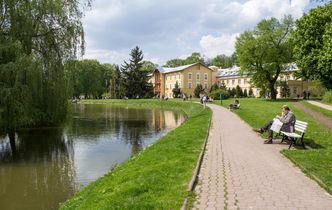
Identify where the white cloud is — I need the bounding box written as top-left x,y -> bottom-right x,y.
82,0 -> 316,65
83,49 -> 129,64
200,33 -> 239,57
199,0 -> 310,59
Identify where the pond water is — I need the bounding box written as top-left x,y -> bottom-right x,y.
0,104 -> 186,210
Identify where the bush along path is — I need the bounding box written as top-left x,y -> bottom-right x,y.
60,100 -> 211,209
193,103 -> 332,209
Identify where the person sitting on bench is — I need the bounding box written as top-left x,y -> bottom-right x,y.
253,105 -> 296,144
229,100 -> 240,109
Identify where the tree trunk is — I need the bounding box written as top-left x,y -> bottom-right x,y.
270,82 -> 277,100
8,130 -> 17,154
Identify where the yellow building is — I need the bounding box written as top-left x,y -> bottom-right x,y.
215,63 -> 310,98
149,63 -> 217,98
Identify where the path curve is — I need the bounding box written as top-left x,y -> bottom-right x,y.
193,103 -> 332,209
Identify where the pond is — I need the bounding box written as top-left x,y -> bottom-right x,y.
0,104 -> 186,210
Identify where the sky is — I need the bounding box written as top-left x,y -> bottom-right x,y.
81,0 -> 324,65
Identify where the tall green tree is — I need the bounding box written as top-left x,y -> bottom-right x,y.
65,60 -> 114,99
110,65 -> 125,99
0,0 -> 89,137
122,46 -> 153,98
194,84 -> 204,98
164,52 -> 205,67
235,16 -> 294,100
235,85 -> 243,97
141,61 -> 157,73
210,83 -> 219,92
211,53 -> 236,68
172,81 -> 181,98
279,81 -> 290,98
292,2 -> 332,89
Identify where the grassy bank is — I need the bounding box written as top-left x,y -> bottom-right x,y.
61,99 -> 211,209
214,98 -> 332,194
302,101 -> 332,119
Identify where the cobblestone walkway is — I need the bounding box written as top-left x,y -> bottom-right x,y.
193,104 -> 332,210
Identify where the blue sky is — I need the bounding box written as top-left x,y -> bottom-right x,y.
82,0 -> 324,65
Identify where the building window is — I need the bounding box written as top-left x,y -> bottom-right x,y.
227,80 -> 229,84
173,75 -> 176,80
170,84 -> 172,89
188,73 -> 192,80
204,83 -> 208,89
204,73 -> 208,81
238,79 -> 241,84
232,80 -> 235,85
287,76 -> 290,80
244,79 -> 247,84
196,73 -> 200,80
188,82 -> 192,89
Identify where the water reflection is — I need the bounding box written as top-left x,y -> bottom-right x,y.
0,104 -> 185,210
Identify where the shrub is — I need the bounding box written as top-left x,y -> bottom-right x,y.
209,89 -> 229,100
308,80 -> 327,97
194,84 -> 204,98
322,91 -> 332,104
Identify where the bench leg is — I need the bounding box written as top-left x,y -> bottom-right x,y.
288,138 -> 296,149
300,137 -> 305,149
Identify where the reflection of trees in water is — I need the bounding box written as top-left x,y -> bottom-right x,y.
0,129 -> 76,210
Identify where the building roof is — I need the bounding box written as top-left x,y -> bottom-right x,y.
216,63 -> 299,78
155,62 -> 214,74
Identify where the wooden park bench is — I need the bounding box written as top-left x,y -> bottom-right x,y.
280,120 -> 308,149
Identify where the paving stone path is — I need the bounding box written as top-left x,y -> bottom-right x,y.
193,103 -> 332,210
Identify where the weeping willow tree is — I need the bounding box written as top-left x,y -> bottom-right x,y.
0,0 -> 90,139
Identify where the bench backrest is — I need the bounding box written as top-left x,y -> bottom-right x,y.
294,120 -> 308,134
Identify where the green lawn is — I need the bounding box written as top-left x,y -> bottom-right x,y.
61,99 -> 211,209
302,101 -> 332,119
214,98 -> 332,194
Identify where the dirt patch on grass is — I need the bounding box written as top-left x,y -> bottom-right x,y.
293,102 -> 332,131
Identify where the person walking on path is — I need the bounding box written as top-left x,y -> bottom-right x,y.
202,94 -> 208,109
193,103 -> 332,209
253,105 -> 296,144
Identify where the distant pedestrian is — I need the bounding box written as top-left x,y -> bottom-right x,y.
303,90 -> 307,100
189,94 -> 192,101
202,95 -> 207,109
307,91 -> 310,100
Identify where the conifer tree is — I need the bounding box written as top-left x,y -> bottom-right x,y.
121,46 -> 153,98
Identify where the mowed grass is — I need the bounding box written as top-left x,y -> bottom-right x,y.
213,98 -> 332,194
61,99 -> 211,209
302,101 -> 332,119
